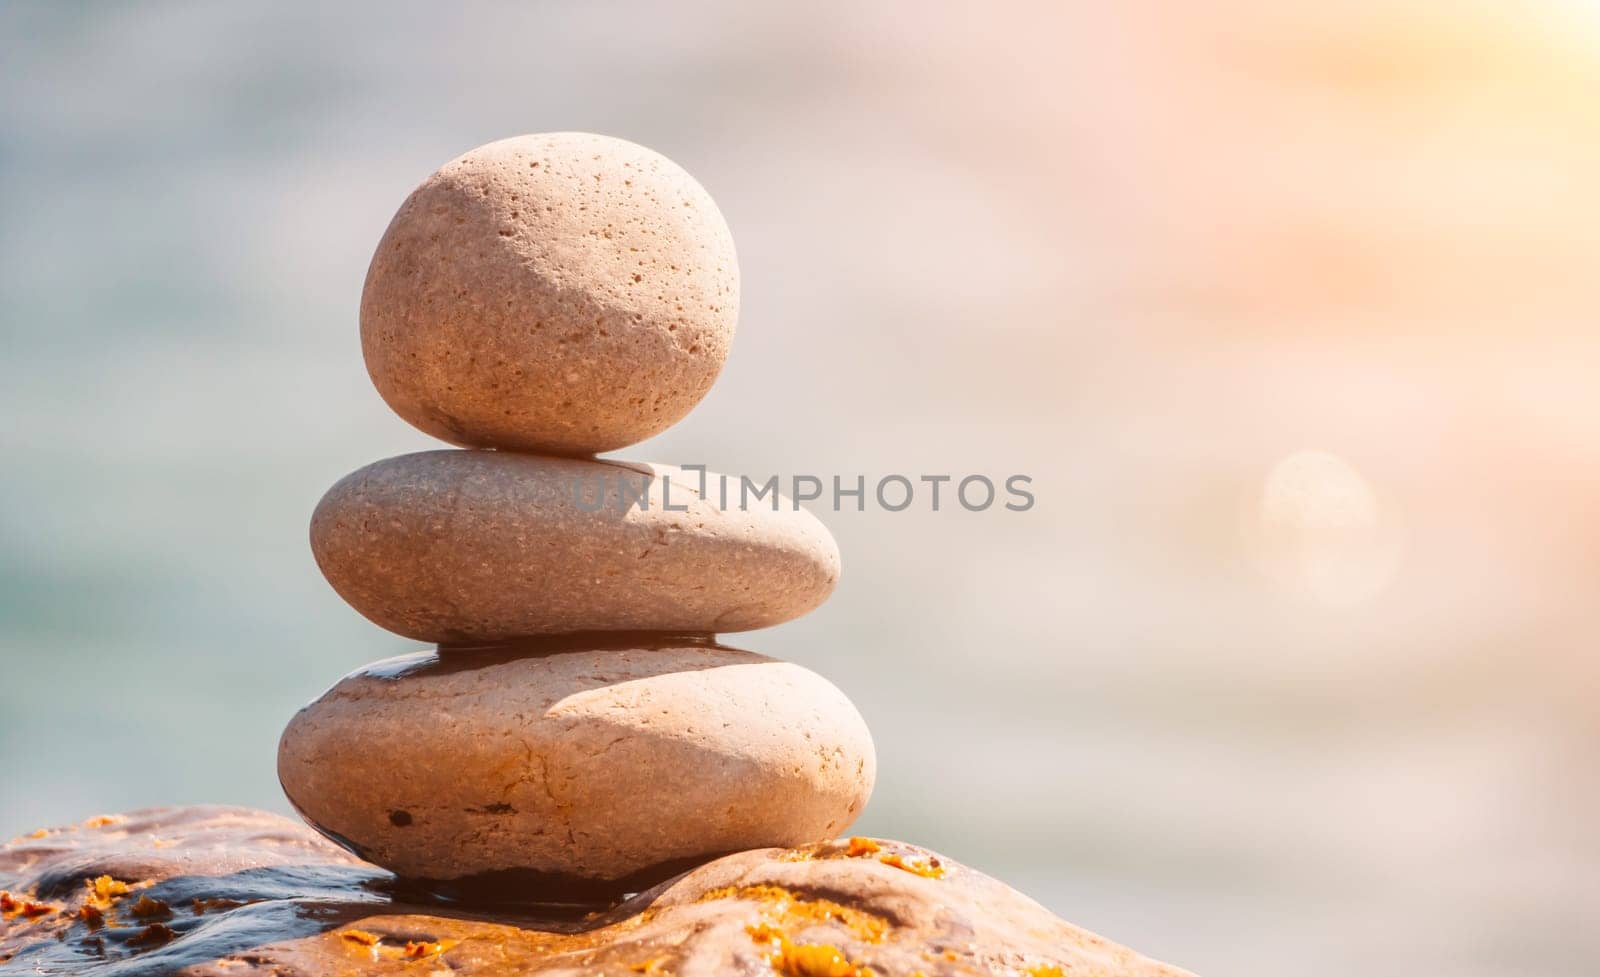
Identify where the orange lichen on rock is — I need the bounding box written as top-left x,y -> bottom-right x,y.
1,892 -> 56,918
337,930 -> 458,962
130,895 -> 172,920
775,848 -> 817,863
705,885 -> 887,945
840,838 -> 944,879
877,853 -> 944,879
402,939 -> 452,959
845,837 -> 880,857
82,815 -> 124,829
627,957 -> 669,974
762,936 -> 875,977
85,875 -> 133,907
727,884 -> 884,977
1025,966 -> 1066,977
77,903 -> 105,928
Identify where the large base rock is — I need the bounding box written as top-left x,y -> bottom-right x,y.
1,806 -> 1191,977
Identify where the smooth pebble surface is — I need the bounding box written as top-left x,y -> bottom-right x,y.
360,132 -> 739,455
309,450 -> 839,643
276,641 -> 876,899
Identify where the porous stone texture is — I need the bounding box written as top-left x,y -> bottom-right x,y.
360,132 -> 738,455
277,641 -> 875,897
310,451 -> 840,643
0,806 -> 1194,977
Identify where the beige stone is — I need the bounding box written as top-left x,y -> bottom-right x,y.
360,132 -> 738,454
1,805 -> 1193,976
309,450 -> 839,643
275,642 -> 875,897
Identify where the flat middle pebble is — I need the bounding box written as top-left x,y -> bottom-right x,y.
310,450 -> 840,643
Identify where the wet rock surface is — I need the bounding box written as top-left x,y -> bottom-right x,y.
0,806 -> 1192,977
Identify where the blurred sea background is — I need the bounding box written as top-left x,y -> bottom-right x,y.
3,3 -> 1599,975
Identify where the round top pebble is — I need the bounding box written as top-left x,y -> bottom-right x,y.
360,132 -> 738,454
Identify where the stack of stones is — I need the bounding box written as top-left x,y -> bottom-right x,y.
278,133 -> 875,903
